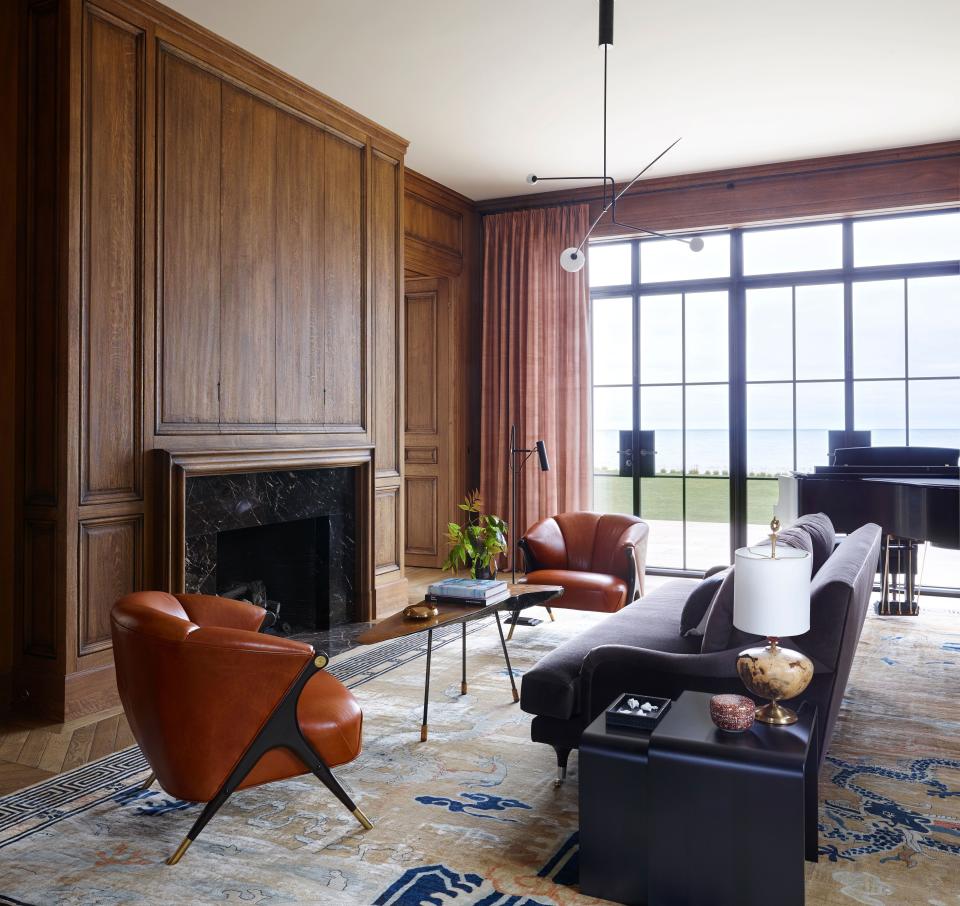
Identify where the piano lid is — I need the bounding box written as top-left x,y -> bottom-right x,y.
831,446 -> 960,468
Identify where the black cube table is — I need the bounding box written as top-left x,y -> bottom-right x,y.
579,690 -> 818,906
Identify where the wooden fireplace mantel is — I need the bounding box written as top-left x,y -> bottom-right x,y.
157,447 -> 376,622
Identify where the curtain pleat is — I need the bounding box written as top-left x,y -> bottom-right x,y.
480,205 -> 592,566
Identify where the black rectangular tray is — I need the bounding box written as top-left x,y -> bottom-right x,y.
605,693 -> 672,731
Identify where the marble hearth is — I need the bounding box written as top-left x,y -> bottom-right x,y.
184,467 -> 357,633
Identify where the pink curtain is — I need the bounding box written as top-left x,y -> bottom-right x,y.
480,205 -> 592,566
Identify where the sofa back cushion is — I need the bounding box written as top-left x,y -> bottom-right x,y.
679,568 -> 728,637
791,513 -> 835,575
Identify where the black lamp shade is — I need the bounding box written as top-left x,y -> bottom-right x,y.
535,440 -> 550,472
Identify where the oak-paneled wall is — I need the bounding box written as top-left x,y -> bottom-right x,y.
403,171 -> 482,568
8,0 -> 407,719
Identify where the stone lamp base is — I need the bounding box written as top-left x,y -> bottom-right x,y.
736,637 -> 814,725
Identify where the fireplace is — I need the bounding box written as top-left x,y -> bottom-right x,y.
183,467 -> 357,634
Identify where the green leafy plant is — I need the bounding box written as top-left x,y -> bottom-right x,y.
442,490 -> 508,578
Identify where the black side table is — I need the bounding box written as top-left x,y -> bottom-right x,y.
579,690 -> 818,906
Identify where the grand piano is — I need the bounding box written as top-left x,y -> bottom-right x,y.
788,446 -> 960,615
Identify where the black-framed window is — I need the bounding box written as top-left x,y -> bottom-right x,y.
589,208 -> 960,587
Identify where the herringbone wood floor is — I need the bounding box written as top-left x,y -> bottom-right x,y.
0,569 -> 444,796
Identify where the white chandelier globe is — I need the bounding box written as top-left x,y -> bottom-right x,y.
526,173 -> 538,185
689,236 -> 705,252
560,247 -> 586,272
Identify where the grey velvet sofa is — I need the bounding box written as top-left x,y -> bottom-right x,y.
519,514 -> 882,784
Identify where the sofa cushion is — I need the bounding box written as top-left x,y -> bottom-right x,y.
680,568 -> 729,637
520,579 -> 700,721
525,569 -> 628,613
792,513 -> 835,575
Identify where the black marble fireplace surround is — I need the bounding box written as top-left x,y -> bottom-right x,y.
184,468 -> 357,633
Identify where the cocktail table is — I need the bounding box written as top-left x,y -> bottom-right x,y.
357,584 -> 562,741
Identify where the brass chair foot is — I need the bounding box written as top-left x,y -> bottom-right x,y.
506,622 -> 516,642
546,607 -> 555,622
142,771 -> 156,790
352,807 -> 374,830
166,837 -> 192,865
511,688 -> 519,703
420,724 -> 428,742
460,681 -> 468,695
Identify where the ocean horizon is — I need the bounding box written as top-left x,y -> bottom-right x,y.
595,428 -> 960,475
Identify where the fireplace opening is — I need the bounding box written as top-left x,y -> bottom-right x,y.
215,515 -> 349,634
183,466 -> 357,635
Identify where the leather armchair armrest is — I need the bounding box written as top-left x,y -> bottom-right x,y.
176,594 -> 268,633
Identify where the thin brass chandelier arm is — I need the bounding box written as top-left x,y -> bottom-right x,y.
611,137 -> 683,205
609,215 -> 698,246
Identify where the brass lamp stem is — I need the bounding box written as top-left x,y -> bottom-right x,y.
769,516 -> 780,559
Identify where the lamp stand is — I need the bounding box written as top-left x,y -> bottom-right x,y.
509,424 -> 544,584
736,637 -> 814,726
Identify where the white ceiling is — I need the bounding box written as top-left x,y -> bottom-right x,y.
165,0 -> 960,201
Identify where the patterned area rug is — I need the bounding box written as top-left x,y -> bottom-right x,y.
0,603 -> 957,905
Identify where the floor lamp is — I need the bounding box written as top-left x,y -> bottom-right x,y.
509,423 -> 550,585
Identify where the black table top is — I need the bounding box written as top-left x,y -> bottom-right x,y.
583,690 -> 816,768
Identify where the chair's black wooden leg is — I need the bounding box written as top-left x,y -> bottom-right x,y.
494,611 -> 519,703
167,653 -> 373,865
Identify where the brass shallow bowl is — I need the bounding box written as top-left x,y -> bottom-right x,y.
403,603 -> 438,620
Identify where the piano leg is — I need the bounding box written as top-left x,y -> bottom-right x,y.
876,535 -> 920,617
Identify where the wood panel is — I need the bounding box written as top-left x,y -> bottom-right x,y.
276,111 -> 325,425
219,84 -> 277,425
372,152 -> 400,474
405,191 -> 462,256
78,516 -> 142,656
404,476 -> 439,558
323,133 -> 364,427
81,9 -> 142,501
374,486 -> 400,573
158,51 -> 221,428
23,521 -> 57,658
403,278 -> 452,567
23,0 -> 60,505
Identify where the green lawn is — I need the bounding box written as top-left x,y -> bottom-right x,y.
594,474 -> 780,526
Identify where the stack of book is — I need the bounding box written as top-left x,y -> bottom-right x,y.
425,577 -> 511,606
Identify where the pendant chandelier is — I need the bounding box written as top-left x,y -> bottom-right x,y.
526,0 -> 704,272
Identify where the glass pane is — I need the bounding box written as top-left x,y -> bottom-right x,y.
854,380 -> 906,446
908,275 -> 960,377
853,280 -> 905,378
746,287 -> 792,381
588,242 -> 631,287
743,223 -> 842,275
640,385 -> 682,475
854,211 -> 960,267
685,291 -> 728,383
909,379 -> 960,449
747,479 -> 780,539
640,294 -> 682,384
686,385 -> 729,476
685,478 -> 730,569
747,383 -> 794,476
795,284 -> 844,380
592,296 -> 633,385
796,382 -> 845,472
640,233 -> 730,283
593,387 -> 632,474
640,477 -> 683,568
593,474 -> 632,515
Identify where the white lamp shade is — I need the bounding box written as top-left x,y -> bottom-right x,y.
560,247 -> 586,272
733,545 -> 811,637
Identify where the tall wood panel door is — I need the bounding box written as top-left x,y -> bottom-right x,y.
404,278 -> 452,567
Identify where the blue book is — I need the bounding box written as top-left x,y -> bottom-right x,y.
426,578 -> 508,600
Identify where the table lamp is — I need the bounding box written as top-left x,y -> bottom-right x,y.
733,519 -> 814,726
